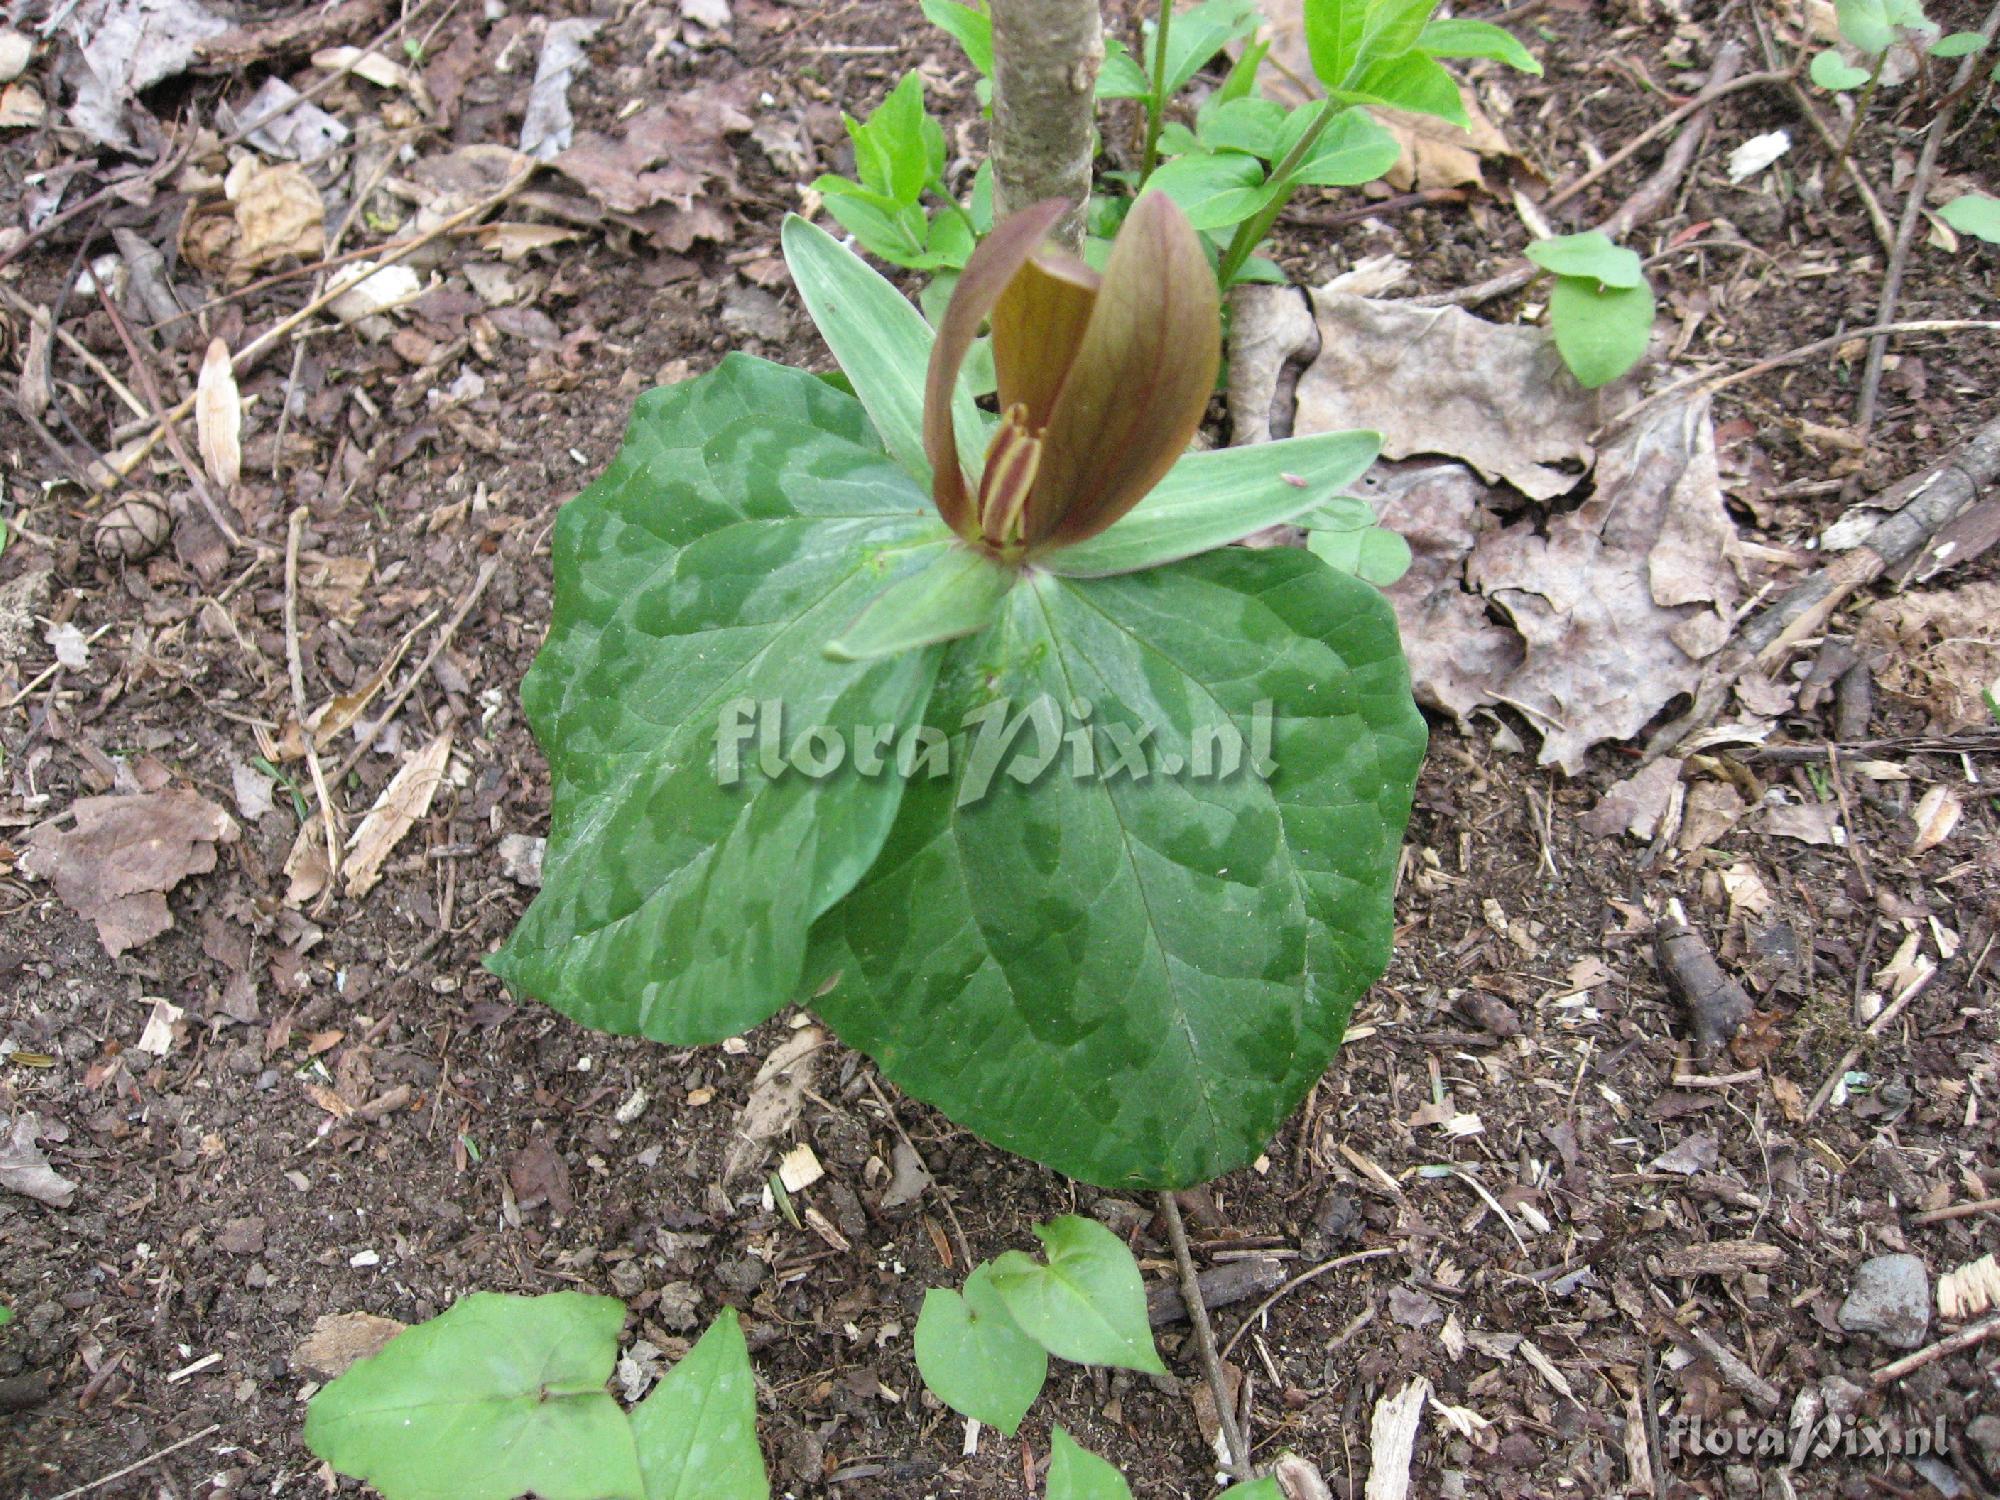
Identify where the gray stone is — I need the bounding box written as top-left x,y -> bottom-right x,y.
1837,1254 -> 1931,1350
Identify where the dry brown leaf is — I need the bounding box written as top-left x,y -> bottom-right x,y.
1679,780 -> 1747,853
1909,785 -> 1962,854
1754,799 -> 1843,846
21,790 -> 238,955
313,44 -> 432,109
343,730 -> 453,896
0,79 -> 43,129
1859,582 -> 2000,731
182,161 -> 325,283
554,78 -> 752,246
723,1025 -> 823,1182
293,1311 -> 407,1380
0,1112 -> 77,1208
194,337 -> 241,492
1377,96 -> 1519,192
1371,393 -> 1743,772
1582,757 -> 1684,841
1298,292 -> 1600,501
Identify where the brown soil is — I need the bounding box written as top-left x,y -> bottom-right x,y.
2,0 -> 1997,1497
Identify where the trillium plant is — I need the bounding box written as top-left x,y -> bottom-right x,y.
492,191 -> 1425,1189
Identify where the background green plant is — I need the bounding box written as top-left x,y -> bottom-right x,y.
303,1293 -> 767,1500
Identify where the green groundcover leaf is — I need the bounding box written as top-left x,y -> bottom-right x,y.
914,1263 -> 1049,1433
1048,1427 -> 1134,1499
487,356 -> 948,1044
630,1310 -> 768,1499
986,1217 -> 1164,1374
1939,193 -> 2000,244
809,550 -> 1424,1187
1523,230 -> 1642,289
1810,48 -> 1873,89
304,1293 -> 643,1500
1548,275 -> 1655,388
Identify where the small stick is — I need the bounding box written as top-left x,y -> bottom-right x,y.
1854,0 -> 2000,433
862,1073 -> 975,1274
0,132 -> 196,279
1869,1314 -> 2000,1387
91,279 -> 246,549
1544,67 -> 1794,213
108,163 -> 538,485
50,1424 -> 222,1500
1219,1246 -> 1398,1363
1160,1190 -> 1252,1483
286,507 -> 345,903
1784,78 -> 1896,251
1419,42 -> 1745,310
1910,1197 -> 2000,1226
0,285 -> 149,420
1599,319 -> 2000,440
1804,973 -> 1924,1120
330,557 -> 498,783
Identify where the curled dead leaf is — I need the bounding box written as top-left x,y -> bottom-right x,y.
21,790 -> 238,956
195,337 -> 241,492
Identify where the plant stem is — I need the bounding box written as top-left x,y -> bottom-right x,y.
929,178 -> 981,241
1830,58 -> 1883,185
1216,98 -> 1339,287
1138,0 -> 1173,187
990,0 -> 1105,251
1160,1190 -> 1253,1483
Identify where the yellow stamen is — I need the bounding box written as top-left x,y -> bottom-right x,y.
977,403 -> 1045,551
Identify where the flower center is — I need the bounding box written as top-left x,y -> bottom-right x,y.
976,402 -> 1045,554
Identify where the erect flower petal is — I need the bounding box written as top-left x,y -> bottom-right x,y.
923,198 -> 1070,539
990,252 -> 1099,432
1021,192 -> 1220,550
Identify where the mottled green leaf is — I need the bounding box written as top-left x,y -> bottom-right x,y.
488,356 -> 947,1044
807,549 -> 1425,1188
1043,429 -> 1379,577
630,1311 -> 768,1499
826,544 -> 1018,660
304,1293 -> 642,1500
987,1218 -> 1164,1374
913,1264 -> 1048,1434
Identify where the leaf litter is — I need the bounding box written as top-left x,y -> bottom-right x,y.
21,789 -> 238,956
1281,287 -> 1756,772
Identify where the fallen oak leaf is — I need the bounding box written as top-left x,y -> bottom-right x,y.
21,790 -> 239,956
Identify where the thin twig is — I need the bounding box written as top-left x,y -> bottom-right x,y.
108,163 -> 539,485
1785,77 -> 1896,251
1910,1196 -> 2000,1226
0,131 -> 196,278
1870,1314 -> 2000,1387
1598,319 -> 2000,439
862,1073 -> 975,1273
1419,43 -> 1745,310
0,284 -> 149,421
286,507 -> 344,904
50,1424 -> 222,1500
1161,1191 -> 1253,1483
218,0 -> 436,148
1218,1246 -> 1398,1363
1543,66 -> 1794,213
91,278 -> 248,549
331,557 -> 498,784
1854,0 -> 2000,433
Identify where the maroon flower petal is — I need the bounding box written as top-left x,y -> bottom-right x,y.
923,198 -> 1070,537
990,252 -> 1099,432
1022,193 -> 1220,550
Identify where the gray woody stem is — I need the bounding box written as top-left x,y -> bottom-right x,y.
990,0 -> 1103,251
